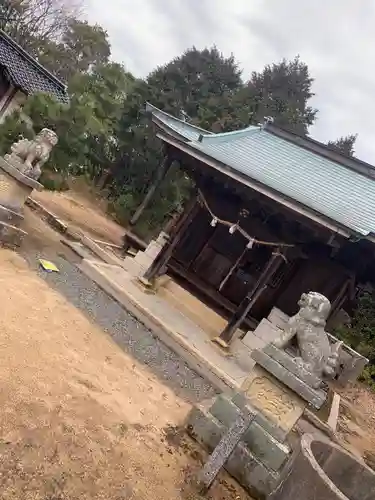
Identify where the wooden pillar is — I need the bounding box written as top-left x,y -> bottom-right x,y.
140,192 -> 198,285
214,249 -> 287,348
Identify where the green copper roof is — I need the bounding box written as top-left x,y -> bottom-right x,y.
146,102 -> 212,141
148,103 -> 375,237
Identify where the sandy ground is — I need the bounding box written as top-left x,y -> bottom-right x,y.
337,385 -> 375,468
33,187 -> 124,246
0,198 -> 251,498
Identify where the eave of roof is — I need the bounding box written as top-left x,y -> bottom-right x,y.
146,102 -> 213,142
156,130 -> 353,240
0,29 -> 69,103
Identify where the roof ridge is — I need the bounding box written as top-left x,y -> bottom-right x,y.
146,102 -> 213,135
0,29 -> 67,91
197,125 -> 260,144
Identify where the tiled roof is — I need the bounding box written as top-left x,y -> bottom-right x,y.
148,103 -> 375,237
0,30 -> 68,103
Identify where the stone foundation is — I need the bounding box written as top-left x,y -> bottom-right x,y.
186,393 -> 293,498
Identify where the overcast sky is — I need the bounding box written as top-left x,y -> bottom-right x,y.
85,0 -> 375,163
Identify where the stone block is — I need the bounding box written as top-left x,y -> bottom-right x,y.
263,343 -> 322,389
186,404 -> 281,499
210,394 -> 243,428
0,157 -> 41,212
251,351 -> 327,409
267,307 -> 289,330
242,330 -> 267,350
241,365 -> 307,435
230,338 -> 257,371
209,393 -> 291,472
232,392 -> 288,442
253,318 -> 283,344
0,204 -> 23,225
186,404 -> 225,452
226,441 -> 279,499
0,220 -> 27,247
243,422 -> 290,472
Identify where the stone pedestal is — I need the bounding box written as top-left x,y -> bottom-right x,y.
241,365 -> 307,439
0,157 -> 43,247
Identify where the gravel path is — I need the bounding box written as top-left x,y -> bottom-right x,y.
21,248 -> 217,405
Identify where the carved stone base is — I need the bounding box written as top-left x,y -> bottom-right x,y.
251,349 -> 327,409
263,343 -> 323,389
241,365 -> 307,437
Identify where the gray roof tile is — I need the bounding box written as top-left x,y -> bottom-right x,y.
0,30 -> 68,103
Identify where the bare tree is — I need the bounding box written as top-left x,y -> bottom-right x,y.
0,0 -> 83,46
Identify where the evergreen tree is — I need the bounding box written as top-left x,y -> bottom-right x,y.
327,134 -> 357,157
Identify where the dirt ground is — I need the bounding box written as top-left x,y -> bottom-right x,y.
336,385 -> 375,468
33,184 -> 124,246
0,193 -> 251,498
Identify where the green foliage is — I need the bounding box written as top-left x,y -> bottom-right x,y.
327,134 -> 357,157
335,292 -> 375,387
39,171 -> 69,191
37,19 -> 111,83
0,112 -> 33,156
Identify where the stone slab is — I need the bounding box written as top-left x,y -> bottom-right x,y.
241,364 -> 307,436
251,318 -> 283,345
251,350 -> 327,409
0,204 -> 23,225
0,157 -> 42,190
186,405 -> 280,498
241,330 -> 268,351
229,339 -> 256,372
267,308 -> 289,331
0,220 -> 27,247
232,392 -> 289,443
263,343 -> 322,389
78,259 -> 248,392
209,394 -> 291,471
198,404 -> 257,492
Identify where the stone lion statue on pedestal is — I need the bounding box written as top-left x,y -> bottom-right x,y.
5,128 -> 58,181
273,291 -> 342,382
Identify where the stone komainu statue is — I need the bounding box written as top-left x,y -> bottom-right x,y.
273,291 -> 342,383
5,128 -> 58,181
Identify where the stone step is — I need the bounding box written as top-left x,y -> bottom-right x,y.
0,204 -> 23,225
0,220 -> 27,247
